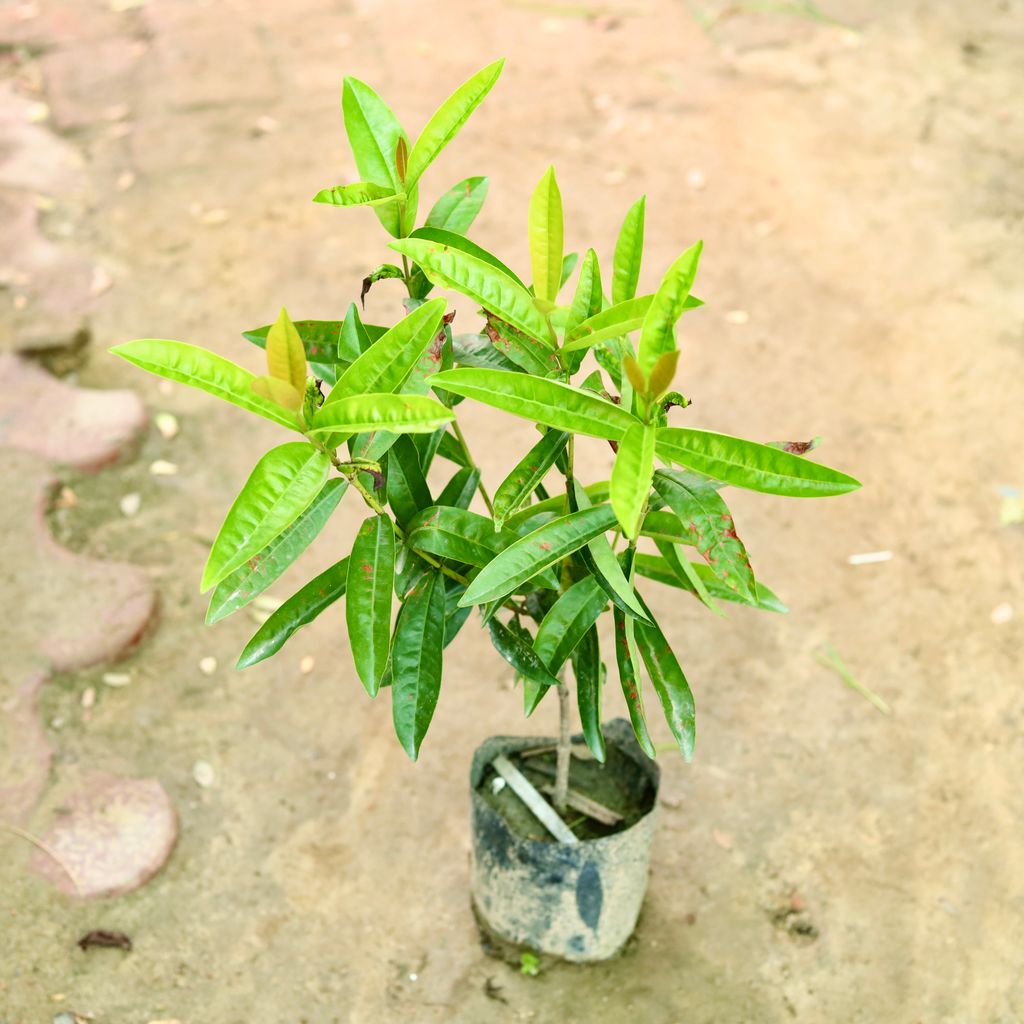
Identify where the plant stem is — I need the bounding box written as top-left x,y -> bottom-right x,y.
450,419 -> 496,515
553,675 -> 572,815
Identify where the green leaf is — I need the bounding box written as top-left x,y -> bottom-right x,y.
564,248 -> 603,340
489,617 -> 561,690
201,443 -> 330,592
612,196 -> 646,305
110,339 -> 300,430
492,430 -> 569,528
386,436 -> 432,528
324,299 -> 447,404
313,182 -> 407,208
533,574 -> 607,673
406,505 -> 514,567
265,307 -> 308,392
656,428 -> 861,497
653,469 -> 756,603
244,318 -> 343,363
528,165 -> 563,304
655,538 -> 723,616
443,580 -> 473,648
409,227 -> 525,288
391,571 -> 446,760
563,296 -> 664,353
206,478 -> 346,624
483,314 -> 561,377
613,600 -> 657,759
452,332 -> 521,373
337,303 -> 373,362
310,394 -> 454,436
425,176 -> 489,234
430,368 -> 639,441
633,598 -> 696,760
459,505 -> 617,607
435,430 -> 470,467
573,625 -> 605,762
634,553 -> 787,612
610,422 -> 656,538
405,59 -> 504,190
391,237 -> 553,345
347,514 -> 396,696
637,240 -> 703,375
236,556 -> 349,669
436,466 -> 480,509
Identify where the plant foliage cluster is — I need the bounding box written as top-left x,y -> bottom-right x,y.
113,60 -> 859,762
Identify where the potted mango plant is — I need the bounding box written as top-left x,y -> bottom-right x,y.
112,60 -> 859,963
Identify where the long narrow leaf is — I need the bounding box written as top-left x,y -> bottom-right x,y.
313,182 -> 406,208
347,514 -> 396,696
492,430 -> 569,528
637,241 -> 703,374
573,625 -> 605,762
612,196 -> 645,305
613,603 -> 657,758
310,394 -> 454,436
529,165 -> 563,304
425,176 -> 489,234
489,617 -> 561,690
610,421 -> 656,538
533,574 -> 607,673
634,553 -> 787,613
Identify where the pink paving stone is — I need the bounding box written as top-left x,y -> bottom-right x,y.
29,771 -> 178,899
0,352 -> 146,471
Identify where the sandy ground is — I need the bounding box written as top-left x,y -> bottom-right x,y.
2,0 -> 1023,1021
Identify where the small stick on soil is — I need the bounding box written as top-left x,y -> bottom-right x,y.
536,782 -> 623,827
492,755 -> 579,844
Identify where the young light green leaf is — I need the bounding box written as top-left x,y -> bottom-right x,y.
430,368 -> 639,441
409,227 -> 526,288
405,59 -> 504,189
610,422 -> 656,539
265,307 -> 308,391
110,339 -> 300,430
311,393 -> 454,436
313,182 -> 407,208
528,166 -> 563,304
459,505 -> 617,607
647,350 -> 679,400
634,553 -> 787,613
243,318 -> 349,384
236,556 -> 349,669
612,196 -> 645,304
492,430 -> 569,528
637,240 -> 703,374
324,299 -> 446,404
656,428 -> 861,497
633,597 -> 696,761
206,478 -> 347,624
390,237 -> 552,345
533,574 -> 607,674
562,295 -> 663,353
347,514 -> 396,696
488,617 -> 561,690
653,469 -> 756,603
563,248 -> 603,340
425,176 -> 489,235
573,625 -> 605,762
251,375 -> 303,411
391,571 -> 446,760
201,443 -> 330,592
613,603 -> 657,759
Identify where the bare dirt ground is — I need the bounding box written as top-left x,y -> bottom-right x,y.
2,1 -> 1023,1021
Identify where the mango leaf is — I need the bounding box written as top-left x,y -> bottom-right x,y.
656,428 -> 861,497
655,538 -> 723,616
201,443 -> 330,592
337,303 -> 374,362
430,368 -> 639,441
564,248 -> 603,340
641,509 -> 699,546
612,196 -> 646,305
459,505 -> 617,607
360,264 -> 404,308
436,465 -> 480,509
251,375 -> 303,411
492,430 -> 569,528
634,553 -> 787,613
443,580 -> 473,648
391,237 -> 553,345
310,394 -> 454,436
406,506 -> 514,567
633,597 -> 696,760
528,166 -> 563,304
484,314 -> 560,377
610,422 -> 656,539
110,339 -> 300,430
405,59 -> 504,189
573,625 -> 605,762
386,435 -> 433,528
342,76 -> 409,236
235,556 -> 349,669
533,574 -> 607,674
206,478 -> 346,624
593,337 -> 625,391
435,430 -> 470,467
313,182 -> 407,208
391,571 -> 446,760
560,252 -> 579,291
324,299 -> 447,405
243,318 -> 343,363
613,601 -> 657,758
409,227 -> 525,288
563,295 -> 662,353
425,176 -> 489,234
347,514 -> 396,696
653,469 -> 756,603
264,307 -> 308,392
489,617 -> 561,690
637,240 -> 703,374
452,332 -> 521,373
